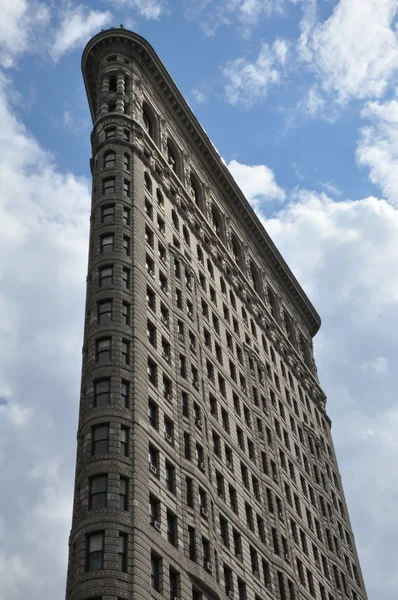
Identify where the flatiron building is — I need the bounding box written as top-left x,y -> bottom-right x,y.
65,27 -> 368,600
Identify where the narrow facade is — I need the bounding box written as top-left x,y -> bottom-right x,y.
66,27 -> 368,600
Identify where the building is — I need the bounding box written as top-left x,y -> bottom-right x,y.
65,27 -> 368,600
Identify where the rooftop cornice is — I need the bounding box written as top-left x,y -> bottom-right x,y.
82,28 -> 321,336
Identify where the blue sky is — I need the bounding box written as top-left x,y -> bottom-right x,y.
0,1 -> 398,599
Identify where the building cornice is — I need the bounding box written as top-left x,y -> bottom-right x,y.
82,28 -> 321,336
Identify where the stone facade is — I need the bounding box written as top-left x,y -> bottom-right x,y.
65,27 -> 368,600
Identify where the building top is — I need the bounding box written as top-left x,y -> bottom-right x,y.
82,27 -> 321,337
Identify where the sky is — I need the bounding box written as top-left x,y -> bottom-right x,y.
0,0 -> 397,598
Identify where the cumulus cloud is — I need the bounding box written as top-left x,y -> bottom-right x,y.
0,0 -> 50,67
299,0 -> 398,103
185,0 -> 294,36
0,71 -> 90,599
104,0 -> 167,20
228,159 -> 286,204
361,356 -> 389,375
357,98 -> 398,205
51,4 -> 112,61
222,39 -> 289,106
224,179 -> 398,599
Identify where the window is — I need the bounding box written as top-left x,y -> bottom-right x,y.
99,265 -> 113,287
148,445 -> 159,473
233,529 -> 242,557
216,470 -> 225,498
120,380 -> 129,408
169,567 -> 179,599
157,214 -> 165,234
103,151 -> 116,169
92,425 -> 109,455
119,478 -> 128,510
118,534 -> 127,571
238,578 -> 246,600
105,126 -> 116,139
220,516 -> 229,547
151,552 -> 161,592
120,427 -> 128,456
144,172 -> 152,192
164,416 -> 173,440
229,485 -> 238,514
94,379 -> 110,406
123,179 -> 130,196
122,340 -> 129,364
186,476 -> 194,508
167,510 -> 177,546
147,320 -> 156,346
123,153 -> 130,171
100,234 -> 114,254
221,408 -> 229,433
101,203 -> 115,223
245,503 -> 254,531
122,302 -> 130,325
165,461 -> 175,493
102,177 -> 115,195
98,300 -> 112,324
146,286 -> 155,311
257,516 -> 266,543
148,398 -> 158,428
123,236 -> 130,255
202,537 -> 210,564
90,475 -> 107,509
86,532 -> 104,571
224,565 -> 233,595
149,494 -> 160,523
143,104 -> 154,138
250,546 -> 259,575
147,358 -> 157,385
188,526 -> 196,561
167,141 -> 178,173
122,267 -> 130,290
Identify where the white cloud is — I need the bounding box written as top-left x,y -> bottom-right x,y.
222,39 -> 288,106
191,88 -> 207,103
255,188 -> 398,598
51,5 -> 112,61
0,71 -> 90,599
105,0 -> 167,20
299,84 -> 326,117
228,159 -> 286,204
0,0 -> 50,67
299,0 -> 398,103
361,356 -> 389,375
185,0 -> 296,36
357,98 -> 398,205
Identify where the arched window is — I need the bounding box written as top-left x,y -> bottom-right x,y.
249,260 -> 262,296
143,104 -> 154,140
144,172 -> 152,193
109,75 -> 117,92
172,209 -> 179,231
104,151 -> 116,169
283,310 -> 296,346
211,204 -> 222,239
267,286 -> 279,322
231,233 -> 242,268
250,319 -> 257,338
156,189 -> 164,210
183,225 -> 190,246
167,140 -> 178,175
190,173 -> 200,207
299,333 -> 311,367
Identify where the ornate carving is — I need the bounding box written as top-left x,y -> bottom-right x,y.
160,118 -> 168,153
